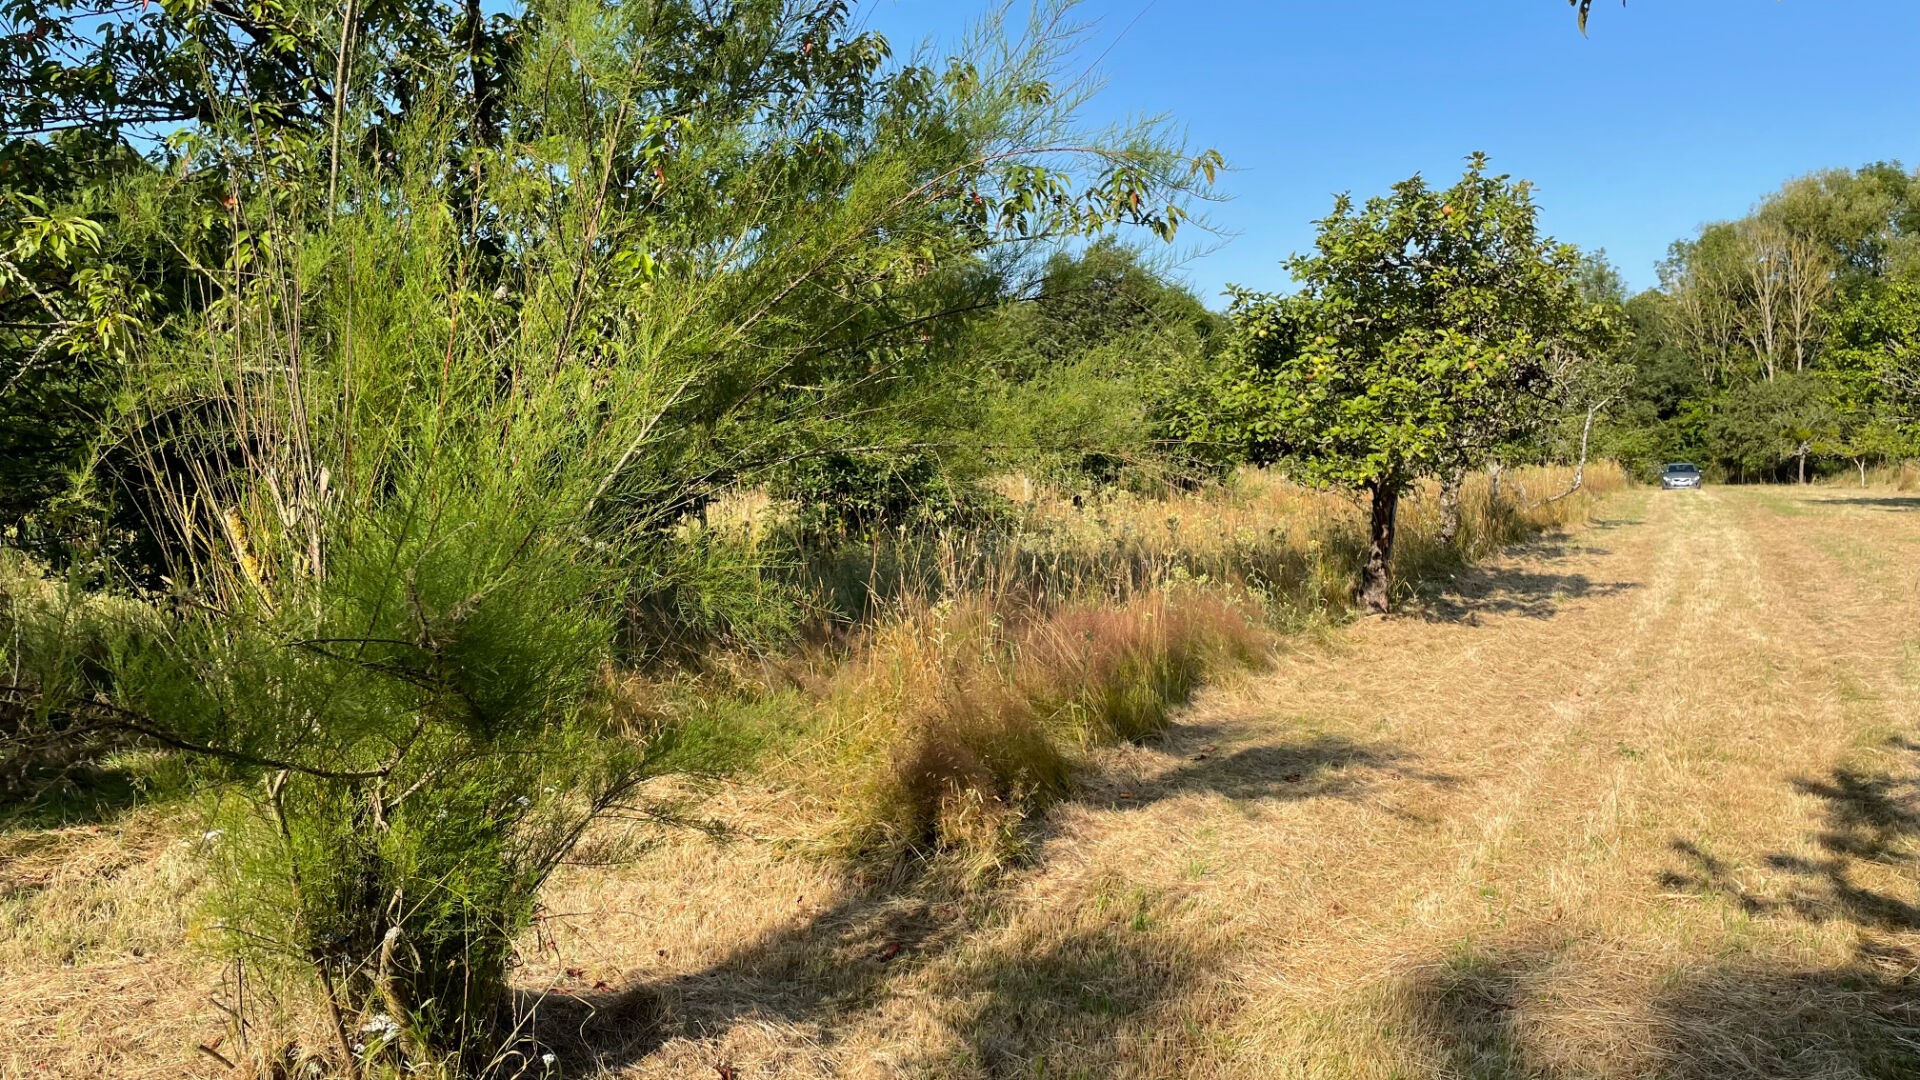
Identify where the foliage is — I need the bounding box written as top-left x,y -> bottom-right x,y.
769,448 -> 991,540
0,0 -> 1225,1070
1,0 -> 522,143
1597,162 -> 1920,481
1199,155 -> 1604,610
980,238 -> 1228,487
1208,156 -> 1598,487
132,505 -> 644,1071
0,132 -> 183,545
1825,279 -> 1920,439
0,550 -> 158,807
988,237 -> 1221,380
1704,372 -> 1830,482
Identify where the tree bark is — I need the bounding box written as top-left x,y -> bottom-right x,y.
1360,480 -> 1400,615
1543,400 -> 1607,506
1858,457 -> 1868,488
1798,444 -> 1808,485
1438,469 -> 1464,548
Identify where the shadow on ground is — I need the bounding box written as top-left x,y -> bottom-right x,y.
518,880 -> 958,1073
1087,730 -> 1449,811
1815,495 -> 1920,511
520,867 -> 1219,1077
0,762 -> 147,834
1397,941 -> 1920,1080
890,900 -> 1220,1077
1409,535 -> 1639,624
515,730 -> 1410,1075
1661,737 -> 1920,934
1540,737 -> 1920,1078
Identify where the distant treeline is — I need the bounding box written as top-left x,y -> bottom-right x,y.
1592,163 -> 1920,483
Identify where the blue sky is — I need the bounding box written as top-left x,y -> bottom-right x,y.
858,1 -> 1920,305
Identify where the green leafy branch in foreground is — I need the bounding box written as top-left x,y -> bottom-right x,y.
3,1 -> 1224,1074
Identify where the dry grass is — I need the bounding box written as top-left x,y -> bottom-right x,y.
1842,460 -> 1920,492
0,807 -> 226,1079
5,463 -> 1658,1078
794,586 -> 1267,874
515,480 -> 1918,1079
737,464 -> 1626,873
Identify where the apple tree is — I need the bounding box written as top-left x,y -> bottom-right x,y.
1202,155 -> 1601,613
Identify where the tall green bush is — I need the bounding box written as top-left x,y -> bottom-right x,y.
27,0 -> 1219,1071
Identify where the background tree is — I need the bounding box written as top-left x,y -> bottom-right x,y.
1514,249 -> 1634,510
977,237 -> 1226,488
1203,155 -> 1600,613
0,130 -> 212,555
1825,277 -> 1920,460
1598,162 -> 1920,482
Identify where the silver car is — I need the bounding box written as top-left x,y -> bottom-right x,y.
1660,462 -> 1702,490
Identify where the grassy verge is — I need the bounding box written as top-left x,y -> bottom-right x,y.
627,462 -> 1629,876
2,463 -> 1628,1076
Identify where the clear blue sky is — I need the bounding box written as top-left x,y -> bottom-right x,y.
858,1 -> 1920,305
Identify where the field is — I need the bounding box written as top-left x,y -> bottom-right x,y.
7,479 -> 1920,1079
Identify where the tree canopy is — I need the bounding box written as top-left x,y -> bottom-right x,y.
1594,162 -> 1920,482
1201,155 -> 1607,611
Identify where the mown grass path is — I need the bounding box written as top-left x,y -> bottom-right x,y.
964,485 -> 1920,1079
554,485 -> 1920,1078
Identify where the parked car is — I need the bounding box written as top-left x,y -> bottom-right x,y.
1660,462 -> 1703,489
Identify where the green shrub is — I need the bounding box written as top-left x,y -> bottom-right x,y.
11,0 -> 1217,1066
0,552 -> 158,816
95,490 -> 647,1070
769,450 -> 1001,541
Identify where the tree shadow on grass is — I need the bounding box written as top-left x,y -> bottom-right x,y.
1413,568 -> 1638,624
0,762 -> 147,835
516,878 -> 962,1074
1404,535 -> 1638,625
1398,942 -> 1920,1080
1084,731 -> 1456,812
1646,958 -> 1920,1080
1661,738 -> 1920,934
516,730 -> 1413,1075
516,871 -> 1219,1078
1816,496 -> 1920,512
1396,944 -> 1571,1079
1596,738 -> 1920,1078
895,903 -> 1221,1077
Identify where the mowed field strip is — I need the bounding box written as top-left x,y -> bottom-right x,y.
8,485 -> 1920,1078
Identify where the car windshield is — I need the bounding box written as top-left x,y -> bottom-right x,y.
1664,464 -> 1699,474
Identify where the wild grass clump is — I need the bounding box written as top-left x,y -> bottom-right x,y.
1394,461 -> 1630,583
1845,459 -> 1920,491
804,584 -> 1265,872
1018,589 -> 1266,745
